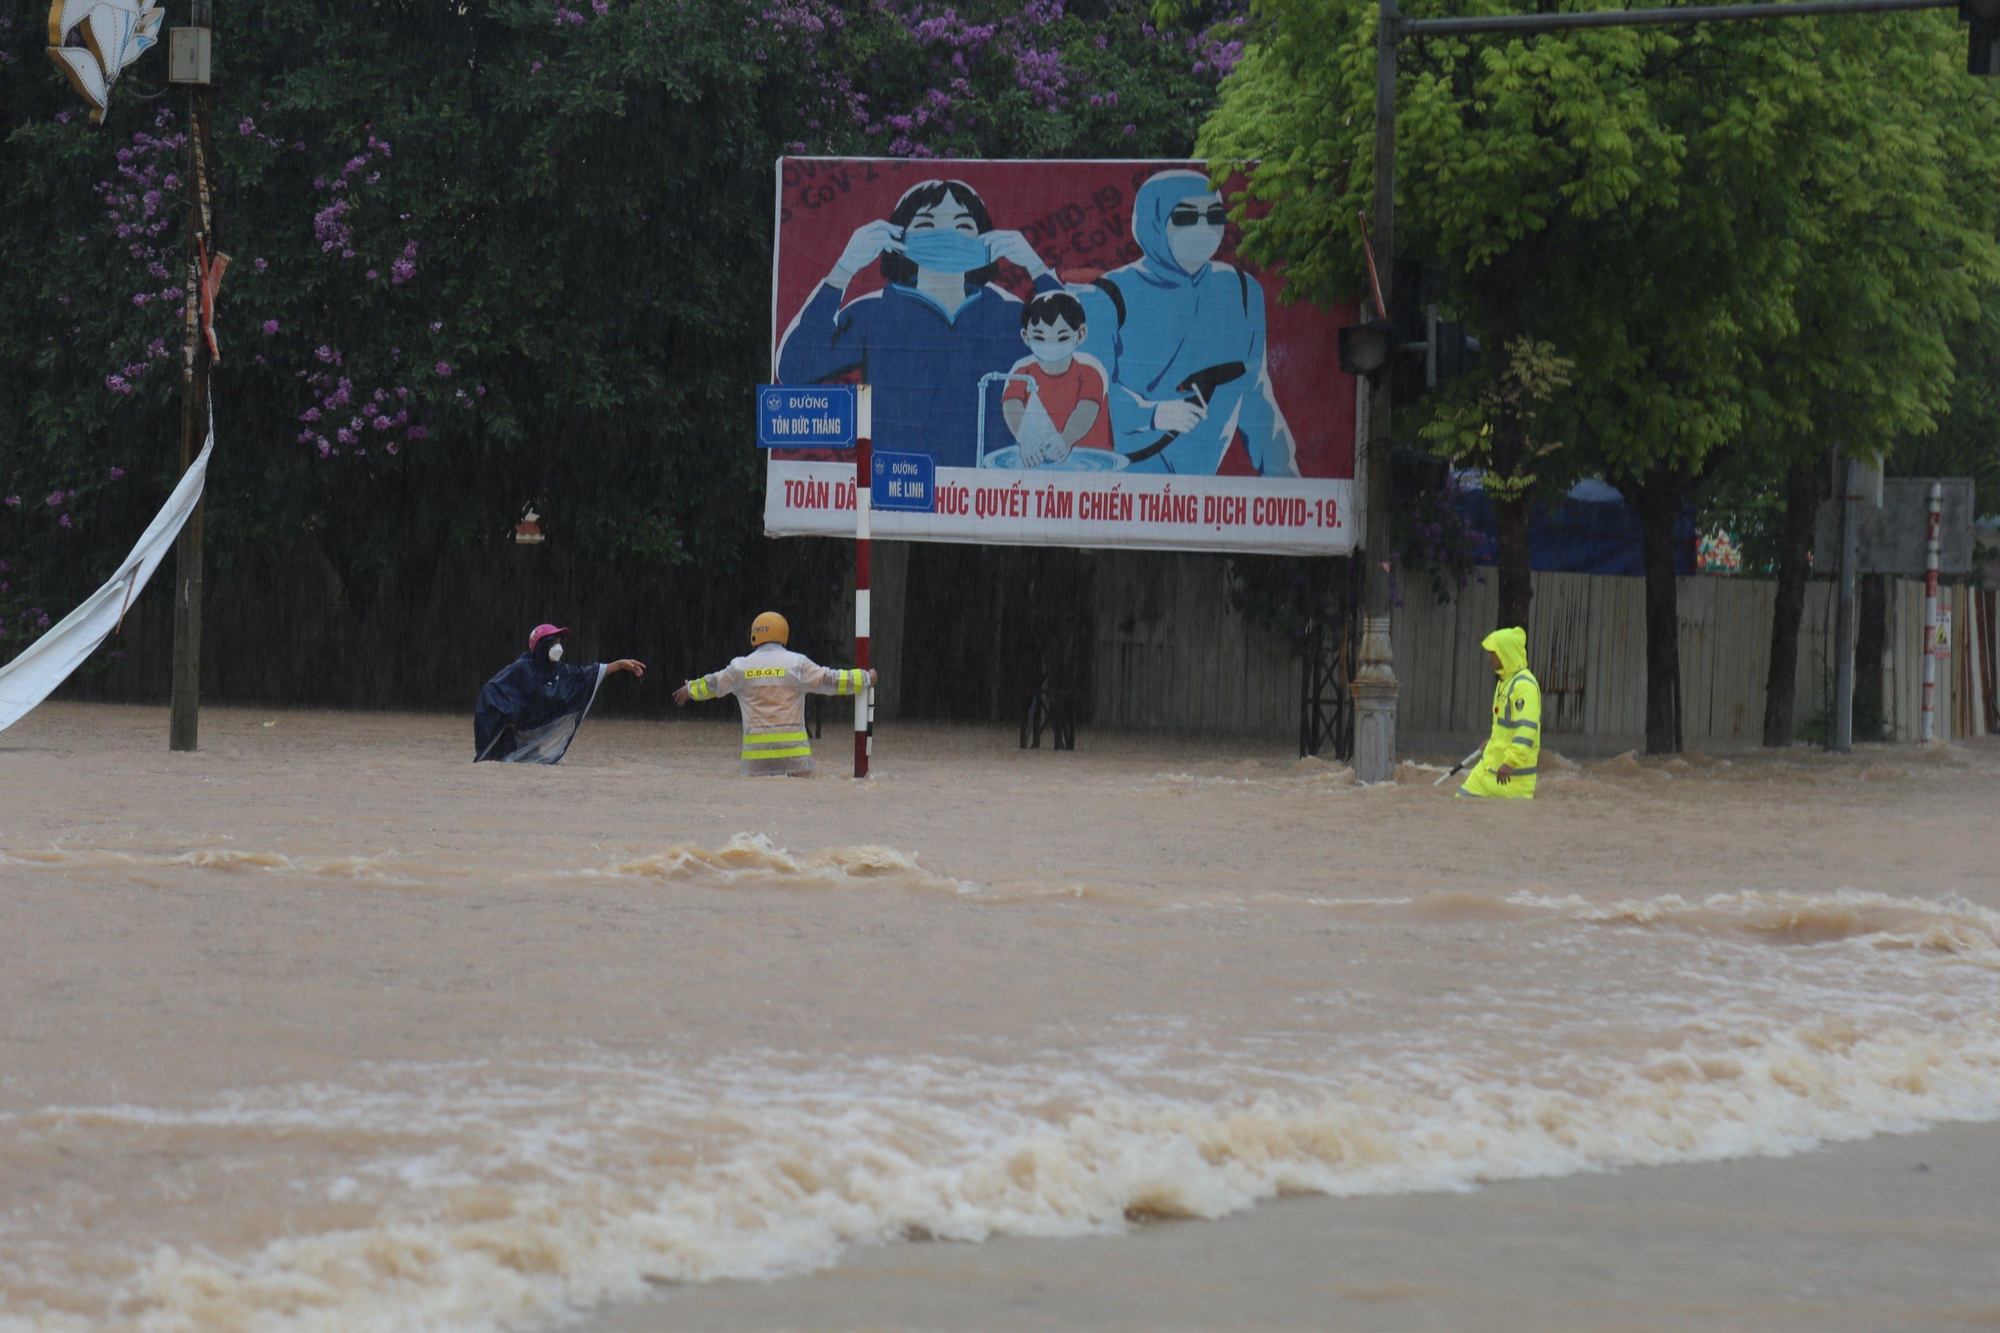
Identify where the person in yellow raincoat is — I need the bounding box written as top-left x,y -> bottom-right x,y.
1459,625 -> 1540,799
672,612 -> 874,775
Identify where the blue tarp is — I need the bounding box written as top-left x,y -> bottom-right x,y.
1454,477 -> 1696,577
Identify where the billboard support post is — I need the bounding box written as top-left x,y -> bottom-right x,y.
855,384 -> 874,779
1923,480 -> 1942,743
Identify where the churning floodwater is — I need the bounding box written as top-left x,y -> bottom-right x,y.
3,705 -> 1997,1331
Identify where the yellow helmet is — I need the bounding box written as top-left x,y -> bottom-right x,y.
750,611 -> 790,647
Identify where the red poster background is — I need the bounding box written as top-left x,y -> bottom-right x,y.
772,157 -> 1356,480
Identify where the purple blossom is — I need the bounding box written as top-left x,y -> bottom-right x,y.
435,361 -> 452,376
58,514 -> 70,528
263,320 -> 280,335
3,497 -> 18,507
531,61 -> 543,73
391,258 -> 416,284
317,345 -> 336,362
109,467 -> 124,480
366,269 -> 380,280
314,197 -> 353,253
429,322 -> 443,333
407,425 -> 428,441
300,407 -> 322,422
254,257 -> 268,272
105,374 -> 132,395
1123,123 -> 1137,136
1013,46 -> 1068,109
337,428 -> 358,445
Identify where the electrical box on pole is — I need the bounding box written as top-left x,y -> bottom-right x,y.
166,26 -> 210,83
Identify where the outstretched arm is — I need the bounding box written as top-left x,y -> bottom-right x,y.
674,662 -> 743,706
798,660 -> 876,696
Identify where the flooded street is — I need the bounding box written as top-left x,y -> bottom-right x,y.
3,703 -> 1997,1331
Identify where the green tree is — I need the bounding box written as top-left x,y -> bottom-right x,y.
1201,0 -> 2000,751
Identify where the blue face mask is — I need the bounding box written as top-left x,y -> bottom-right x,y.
898,228 -> 989,275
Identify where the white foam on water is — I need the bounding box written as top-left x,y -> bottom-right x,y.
6,980 -> 1998,1333
8,850 -> 2000,1333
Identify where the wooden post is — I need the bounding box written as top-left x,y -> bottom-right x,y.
170,52 -> 215,753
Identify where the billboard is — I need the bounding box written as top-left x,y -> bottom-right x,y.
766,158 -> 1360,555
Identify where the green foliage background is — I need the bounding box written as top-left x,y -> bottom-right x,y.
0,0 -> 1233,670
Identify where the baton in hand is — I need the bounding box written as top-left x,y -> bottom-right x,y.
1434,748 -> 1483,787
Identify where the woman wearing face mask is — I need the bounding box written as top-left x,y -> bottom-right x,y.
1073,170 -> 1299,477
473,624 -> 645,763
776,179 -> 1061,469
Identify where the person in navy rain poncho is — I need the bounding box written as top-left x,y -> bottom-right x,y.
474,624 -> 645,763
776,179 -> 1061,469
1073,170 -> 1299,477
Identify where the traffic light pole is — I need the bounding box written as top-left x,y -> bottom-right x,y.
1352,0 -> 1401,785
1354,0 -> 1968,783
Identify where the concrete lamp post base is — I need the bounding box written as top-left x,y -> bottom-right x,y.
1351,613 -> 1400,784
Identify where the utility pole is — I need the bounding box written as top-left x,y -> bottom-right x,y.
1355,0 -> 1966,781
169,0 -> 216,752
1350,0 -> 1402,785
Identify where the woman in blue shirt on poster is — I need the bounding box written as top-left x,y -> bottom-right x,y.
776,179 -> 1060,469
1074,170 -> 1299,477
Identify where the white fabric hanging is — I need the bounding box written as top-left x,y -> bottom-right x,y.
0,422 -> 213,733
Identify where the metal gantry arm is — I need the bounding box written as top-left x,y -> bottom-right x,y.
1397,0 -> 1955,38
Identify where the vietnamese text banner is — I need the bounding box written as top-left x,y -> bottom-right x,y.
767,460 -> 1354,555
767,156 -> 1359,555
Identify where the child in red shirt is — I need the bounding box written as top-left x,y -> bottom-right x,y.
1001,292 -> 1113,465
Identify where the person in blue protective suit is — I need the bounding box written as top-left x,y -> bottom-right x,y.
1073,170 -> 1299,477
474,624 -> 645,763
776,179 -> 1062,469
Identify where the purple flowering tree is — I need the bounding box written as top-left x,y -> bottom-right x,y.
1,0 -> 1245,664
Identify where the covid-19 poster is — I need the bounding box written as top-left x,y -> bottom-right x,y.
765,158 -> 1360,555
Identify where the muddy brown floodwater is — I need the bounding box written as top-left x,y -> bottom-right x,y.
2,702 -> 1997,1332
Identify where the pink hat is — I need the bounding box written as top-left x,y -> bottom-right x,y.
528,623 -> 569,652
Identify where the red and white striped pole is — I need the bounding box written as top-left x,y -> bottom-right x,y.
1922,480 -> 1942,743
854,384 -> 873,778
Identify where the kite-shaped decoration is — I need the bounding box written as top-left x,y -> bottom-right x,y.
46,0 -> 164,123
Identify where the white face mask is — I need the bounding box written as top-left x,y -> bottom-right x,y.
546,642 -> 564,663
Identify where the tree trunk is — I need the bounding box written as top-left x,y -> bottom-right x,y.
1632,466 -> 1687,754
1761,462 -> 1819,746
1493,494 -> 1533,632
1855,572 -> 1887,742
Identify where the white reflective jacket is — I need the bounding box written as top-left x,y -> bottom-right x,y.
684,643 -> 868,774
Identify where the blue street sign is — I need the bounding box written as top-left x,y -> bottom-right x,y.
871,449 -> 935,513
757,383 -> 855,448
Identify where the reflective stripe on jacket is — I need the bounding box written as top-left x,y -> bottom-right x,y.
684,644 -> 868,774
1462,625 -> 1540,799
